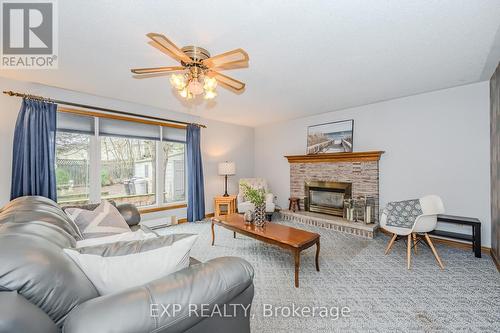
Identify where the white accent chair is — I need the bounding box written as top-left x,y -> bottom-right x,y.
237,178 -> 275,214
381,195 -> 445,270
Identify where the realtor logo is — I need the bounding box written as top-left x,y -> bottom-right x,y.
1,0 -> 58,68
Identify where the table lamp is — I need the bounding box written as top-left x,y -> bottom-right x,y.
218,161 -> 236,197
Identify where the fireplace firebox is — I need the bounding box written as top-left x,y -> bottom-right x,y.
304,181 -> 352,216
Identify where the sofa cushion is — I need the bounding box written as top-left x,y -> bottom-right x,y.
75,229 -> 156,248
64,234 -> 198,295
65,201 -> 131,239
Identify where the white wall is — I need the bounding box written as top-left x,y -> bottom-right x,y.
254,82 -> 492,246
1,76 -> 492,246
0,76 -> 254,221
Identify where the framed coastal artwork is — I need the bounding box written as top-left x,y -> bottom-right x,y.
307,120 -> 354,154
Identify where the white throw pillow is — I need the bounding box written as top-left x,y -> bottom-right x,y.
65,200 -> 131,239
64,234 -> 198,295
75,229 -> 157,248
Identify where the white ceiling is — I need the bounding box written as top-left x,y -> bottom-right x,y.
1,0 -> 500,127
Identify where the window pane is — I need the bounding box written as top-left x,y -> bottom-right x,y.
55,132 -> 91,205
101,137 -> 156,207
162,142 -> 186,203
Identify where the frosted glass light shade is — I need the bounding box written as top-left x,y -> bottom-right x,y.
218,161 -> 236,175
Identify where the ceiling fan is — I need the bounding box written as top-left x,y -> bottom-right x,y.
131,33 -> 249,100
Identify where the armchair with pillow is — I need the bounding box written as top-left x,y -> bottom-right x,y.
0,196 -> 254,333
237,178 -> 275,215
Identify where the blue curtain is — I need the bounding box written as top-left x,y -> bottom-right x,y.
186,124 -> 205,222
11,98 -> 57,201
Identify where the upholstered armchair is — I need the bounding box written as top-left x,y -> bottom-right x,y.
237,178 -> 275,214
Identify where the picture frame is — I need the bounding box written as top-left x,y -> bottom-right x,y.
307,119 -> 354,154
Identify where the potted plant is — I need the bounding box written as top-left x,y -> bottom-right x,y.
240,182 -> 266,226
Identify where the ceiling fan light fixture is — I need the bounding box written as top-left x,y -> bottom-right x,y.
170,74 -> 186,90
203,76 -> 217,90
172,71 -> 219,99
204,90 -> 217,100
187,79 -> 204,95
132,33 -> 248,101
178,87 -> 189,98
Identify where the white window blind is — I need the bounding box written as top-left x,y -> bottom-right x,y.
162,126 -> 186,143
57,112 -> 94,134
99,118 -> 161,140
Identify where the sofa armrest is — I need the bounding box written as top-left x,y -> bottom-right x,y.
116,203 -> 141,227
63,257 -> 254,333
0,291 -> 58,333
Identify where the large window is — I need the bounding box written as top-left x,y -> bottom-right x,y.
163,142 -> 185,203
55,132 -> 91,204
55,111 -> 187,208
101,137 -> 156,206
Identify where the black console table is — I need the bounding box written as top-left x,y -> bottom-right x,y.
430,214 -> 482,258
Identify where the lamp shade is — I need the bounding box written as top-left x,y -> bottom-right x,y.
218,161 -> 236,175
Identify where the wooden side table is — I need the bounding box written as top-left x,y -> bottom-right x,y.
214,195 -> 237,218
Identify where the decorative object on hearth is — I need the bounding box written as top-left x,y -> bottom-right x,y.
346,197 -> 375,223
240,182 -> 267,227
243,210 -> 254,224
307,119 -> 354,154
218,161 -> 236,197
343,198 -> 355,221
131,33 -> 248,100
362,197 -> 375,224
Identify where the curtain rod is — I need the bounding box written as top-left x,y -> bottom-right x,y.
2,90 -> 206,128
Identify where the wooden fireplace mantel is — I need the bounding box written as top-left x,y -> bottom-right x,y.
285,151 -> 384,163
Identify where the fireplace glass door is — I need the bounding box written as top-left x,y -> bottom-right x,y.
305,181 -> 352,216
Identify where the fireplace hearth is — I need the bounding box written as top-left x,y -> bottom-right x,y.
304,180 -> 352,217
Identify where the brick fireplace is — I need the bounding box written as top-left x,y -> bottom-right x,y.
283,151 -> 384,238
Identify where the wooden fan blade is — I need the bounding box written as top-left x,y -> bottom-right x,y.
202,48 -> 249,69
130,66 -> 184,74
209,71 -> 245,92
146,33 -> 192,63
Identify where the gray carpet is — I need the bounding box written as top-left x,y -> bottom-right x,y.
157,219 -> 500,332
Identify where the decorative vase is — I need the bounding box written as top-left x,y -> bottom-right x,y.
253,203 -> 266,227
244,210 -> 254,224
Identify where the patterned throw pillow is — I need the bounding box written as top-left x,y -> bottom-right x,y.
65,201 -> 131,239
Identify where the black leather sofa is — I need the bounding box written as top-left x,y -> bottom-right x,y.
0,196 -> 254,333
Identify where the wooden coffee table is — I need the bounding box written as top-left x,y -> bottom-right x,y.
211,213 -> 320,287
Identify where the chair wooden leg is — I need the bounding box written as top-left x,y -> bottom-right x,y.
407,234 -> 412,269
424,233 -> 444,270
385,233 -> 397,255
412,233 -> 418,254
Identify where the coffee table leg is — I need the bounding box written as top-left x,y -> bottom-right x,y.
315,240 -> 320,272
294,250 -> 300,288
211,221 -> 215,246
